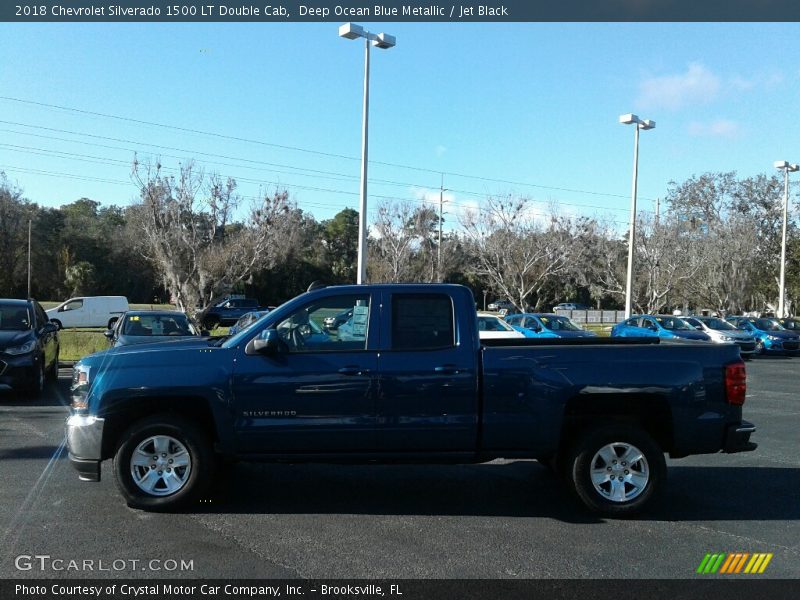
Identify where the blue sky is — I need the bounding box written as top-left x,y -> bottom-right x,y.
0,22 -> 798,230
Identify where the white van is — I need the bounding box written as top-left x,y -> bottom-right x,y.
47,296 -> 129,329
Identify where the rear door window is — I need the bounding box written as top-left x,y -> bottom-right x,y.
391,294 -> 454,351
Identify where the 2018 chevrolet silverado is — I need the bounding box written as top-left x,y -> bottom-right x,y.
66,284 -> 756,516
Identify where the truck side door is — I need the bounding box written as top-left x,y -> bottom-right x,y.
231,291 -> 379,453
375,292 -> 479,451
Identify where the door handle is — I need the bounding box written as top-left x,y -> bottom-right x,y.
338,366 -> 371,376
435,365 -> 460,374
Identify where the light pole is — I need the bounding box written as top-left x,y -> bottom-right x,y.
339,22 -> 396,284
437,174 -> 448,282
774,160 -> 798,317
619,113 -> 656,318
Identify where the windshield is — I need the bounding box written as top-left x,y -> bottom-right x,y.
123,314 -> 196,336
0,305 -> 31,331
701,318 -> 735,330
477,315 -> 514,332
539,315 -> 582,331
655,317 -> 692,330
754,319 -> 784,331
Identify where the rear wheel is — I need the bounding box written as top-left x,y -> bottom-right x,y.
755,339 -> 766,355
113,415 -> 213,511
203,317 -> 219,331
563,425 -> 665,517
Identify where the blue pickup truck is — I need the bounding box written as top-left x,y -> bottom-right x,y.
66,284 -> 756,516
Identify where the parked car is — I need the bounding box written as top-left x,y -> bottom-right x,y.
228,310 -> 270,336
47,296 -> 129,330
476,312 -> 526,339
0,298 -> 59,396
323,308 -> 353,331
775,318 -> 800,332
611,315 -> 711,341
681,317 -> 757,357
104,311 -> 200,348
725,317 -> 800,355
67,283 -> 756,517
505,313 -> 597,338
553,302 -> 590,311
202,297 -> 262,329
487,299 -> 515,312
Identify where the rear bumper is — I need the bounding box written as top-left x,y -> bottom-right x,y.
723,420 -> 757,453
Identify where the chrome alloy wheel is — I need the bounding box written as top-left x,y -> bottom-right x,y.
589,442 -> 650,503
130,435 -> 192,496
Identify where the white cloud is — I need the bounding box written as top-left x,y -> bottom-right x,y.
730,70 -> 784,91
636,62 -> 720,111
410,186 -> 455,206
687,118 -> 740,138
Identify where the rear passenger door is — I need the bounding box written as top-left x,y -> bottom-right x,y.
375,292 -> 478,452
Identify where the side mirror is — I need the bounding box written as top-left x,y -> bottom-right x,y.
42,322 -> 58,334
245,329 -> 283,355
103,330 -> 114,339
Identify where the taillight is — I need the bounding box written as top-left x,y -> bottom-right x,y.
725,361 -> 747,406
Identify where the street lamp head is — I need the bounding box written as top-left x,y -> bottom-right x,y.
372,32 -> 396,49
640,119 -> 656,130
774,160 -> 799,172
339,22 -> 365,40
619,113 -> 640,125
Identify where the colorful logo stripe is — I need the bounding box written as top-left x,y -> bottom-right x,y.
697,553 -> 773,574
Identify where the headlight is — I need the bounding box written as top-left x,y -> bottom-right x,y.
768,335 -> 781,341
720,336 -> 735,342
4,340 -> 36,355
70,363 -> 91,410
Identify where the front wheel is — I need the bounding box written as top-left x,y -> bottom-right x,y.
563,425 -> 665,517
113,415 -> 213,511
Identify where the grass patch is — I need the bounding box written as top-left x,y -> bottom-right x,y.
58,329 -> 109,362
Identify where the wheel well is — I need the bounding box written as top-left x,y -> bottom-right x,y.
101,396 -> 219,459
559,394 -> 674,455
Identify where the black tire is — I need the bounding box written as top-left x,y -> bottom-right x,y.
24,359 -> 46,398
46,349 -> 59,381
203,317 -> 219,331
755,339 -> 766,355
562,424 -> 665,518
51,319 -> 62,330
113,415 -> 214,511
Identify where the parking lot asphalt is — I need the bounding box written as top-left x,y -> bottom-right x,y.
0,358 -> 797,579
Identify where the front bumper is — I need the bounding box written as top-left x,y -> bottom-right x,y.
723,420 -> 757,453
66,414 -> 105,482
0,353 -> 38,389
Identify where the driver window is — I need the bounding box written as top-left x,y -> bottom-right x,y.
276,294 -> 370,353
62,299 -> 83,312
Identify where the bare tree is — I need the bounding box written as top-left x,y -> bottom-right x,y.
130,159 -> 298,315
0,173 -> 35,296
459,196 -> 576,311
369,201 -> 436,283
